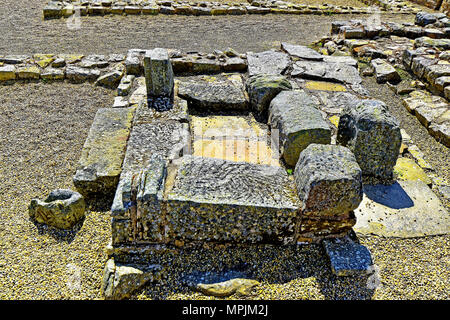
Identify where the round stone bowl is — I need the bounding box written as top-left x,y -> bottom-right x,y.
29,189 -> 86,230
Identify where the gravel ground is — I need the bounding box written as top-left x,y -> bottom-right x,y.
0,83 -> 448,300
0,0 -> 414,55
0,82 -> 115,299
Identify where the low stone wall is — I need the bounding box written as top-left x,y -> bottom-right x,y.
324,13 -> 449,147
42,0 -> 418,19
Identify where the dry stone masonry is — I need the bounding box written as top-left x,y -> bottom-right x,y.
320,12 -> 450,148
43,0 -> 421,20
4,24 -> 447,297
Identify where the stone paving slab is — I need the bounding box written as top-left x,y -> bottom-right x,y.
122,121 -> 190,176
354,180 -> 450,237
73,107 -> 136,197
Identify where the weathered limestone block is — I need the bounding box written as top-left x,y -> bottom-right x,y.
323,238 -> 373,276
268,90 -> 331,166
191,59 -> 221,74
223,57 -> 247,72
79,55 -> 109,68
73,107 -> 135,197
66,65 -> 100,83
111,155 -> 167,243
370,59 -> 400,84
121,121 -> 190,175
245,74 -> 292,119
102,258 -> 162,300
165,156 -> 300,244
354,180 -> 450,237
246,50 -> 290,76
144,48 -> 174,98
117,75 -> 135,96
281,43 -> 323,61
298,213 -> 357,236
292,60 -> 362,85
41,68 -> 64,81
415,37 -> 450,50
113,96 -> 129,108
16,65 -> 40,80
29,189 -> 85,229
337,99 -> 402,179
125,49 -> 145,75
0,65 -> 16,81
95,65 -> 125,89
178,79 -> 247,111
43,2 -> 62,18
429,121 -> 450,147
294,144 -> 362,220
415,12 -> 438,27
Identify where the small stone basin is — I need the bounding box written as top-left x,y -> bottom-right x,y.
29,189 -> 85,230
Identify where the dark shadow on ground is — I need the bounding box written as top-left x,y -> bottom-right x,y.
133,239 -> 375,300
31,216 -> 85,244
364,182 -> 414,209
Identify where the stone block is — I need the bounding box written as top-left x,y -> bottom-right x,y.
370,59 -> 400,84
268,90 -> 331,166
144,48 -> 174,98
337,99 -> 402,179
294,144 -> 362,220
165,156 -> 300,244
29,189 -> 85,230
245,74 -> 292,119
323,238 -> 373,276
73,107 -> 135,197
246,50 -> 290,77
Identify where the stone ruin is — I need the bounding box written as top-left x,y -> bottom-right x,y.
66,44 -> 410,299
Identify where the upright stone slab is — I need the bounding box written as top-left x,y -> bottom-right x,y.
73,107 -> 135,197
111,154 -> 167,244
165,156 -> 300,244
337,100 -> 402,179
268,90 -> 331,167
294,144 -> 363,220
144,48 -> 174,98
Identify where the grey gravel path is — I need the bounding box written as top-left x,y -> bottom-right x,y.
0,1 -> 415,54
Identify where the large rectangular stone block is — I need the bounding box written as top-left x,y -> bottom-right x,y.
294,144 -> 363,220
144,48 -> 174,98
337,99 -> 402,179
165,156 -> 300,244
268,90 -> 331,166
73,107 -> 135,197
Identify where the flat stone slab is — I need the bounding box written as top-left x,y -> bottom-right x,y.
165,156 -> 300,244
122,121 -> 190,175
281,43 -> 323,61
354,180 -> 450,237
323,238 -> 373,277
177,76 -> 247,111
246,50 -> 290,77
73,107 -> 135,197
292,60 -> 362,85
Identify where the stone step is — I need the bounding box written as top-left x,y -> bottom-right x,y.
73,107 -> 136,197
